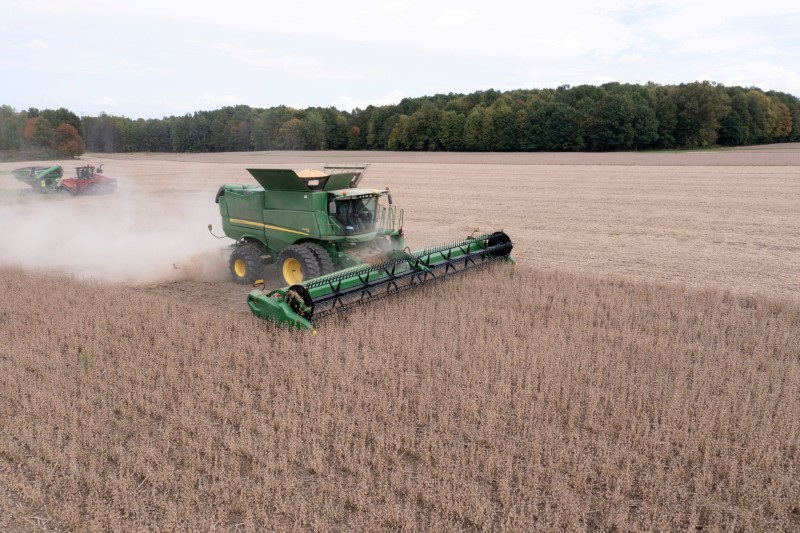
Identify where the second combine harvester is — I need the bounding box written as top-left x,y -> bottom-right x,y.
212,165 -> 513,330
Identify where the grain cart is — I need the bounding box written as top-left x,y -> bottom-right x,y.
213,165 -> 513,329
11,165 -> 64,192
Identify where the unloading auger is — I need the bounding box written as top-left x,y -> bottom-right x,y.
247,231 -> 514,330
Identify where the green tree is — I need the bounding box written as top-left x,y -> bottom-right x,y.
143,118 -> 172,151
719,93 -> 751,146
491,100 -> 517,151
276,118 -> 304,149
82,113 -> 121,152
332,114 -> 350,149
4,81 -> 790,156
650,85 -> 678,148
674,82 -> 729,147
303,111 -> 326,150
41,108 -> 84,139
463,105 -> 494,151
26,116 -> 55,150
767,91 -> 800,141
631,103 -> 659,148
590,94 -> 635,150
366,105 -> 400,149
0,105 -> 24,150
718,111 -> 748,146
767,95 -> 792,140
406,103 -> 442,150
209,111 -> 231,151
170,115 -> 194,152
251,107 -> 293,150
520,101 -> 578,151
347,125 -> 362,150
387,115 -> 411,150
439,111 -> 466,151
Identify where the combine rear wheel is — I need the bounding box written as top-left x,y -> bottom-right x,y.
229,243 -> 264,284
277,245 -> 321,285
302,242 -> 335,276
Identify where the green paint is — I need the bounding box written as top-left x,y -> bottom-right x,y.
247,232 -> 514,330
217,166 -> 404,265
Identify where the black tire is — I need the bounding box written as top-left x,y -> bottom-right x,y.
277,245 -> 321,285
229,243 -> 264,284
302,242 -> 335,276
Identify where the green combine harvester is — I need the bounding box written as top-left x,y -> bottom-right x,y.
213,165 -> 513,330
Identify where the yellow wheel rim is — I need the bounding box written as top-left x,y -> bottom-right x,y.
282,257 -> 303,284
234,258 -> 247,278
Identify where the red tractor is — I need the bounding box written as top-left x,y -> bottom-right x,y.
58,164 -> 117,195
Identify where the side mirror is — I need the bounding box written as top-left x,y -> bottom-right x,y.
328,202 -> 336,215
207,223 -> 224,239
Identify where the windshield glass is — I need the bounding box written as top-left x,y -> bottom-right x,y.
333,197 -> 377,235
76,166 -> 94,179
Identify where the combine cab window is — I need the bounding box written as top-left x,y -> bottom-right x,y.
334,197 -> 377,235
77,166 -> 94,179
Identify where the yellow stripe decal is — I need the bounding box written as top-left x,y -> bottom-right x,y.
229,218 -> 310,236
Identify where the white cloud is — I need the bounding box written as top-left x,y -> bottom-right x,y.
92,96 -> 119,107
434,8 -> 477,27
334,90 -> 405,111
198,41 -> 363,80
1,1 -> 639,60
199,94 -> 239,107
2,0 -> 799,117
674,31 -> 766,55
636,1 -> 800,52
151,94 -> 240,115
702,62 -> 800,95
378,1 -> 410,12
22,39 -> 48,49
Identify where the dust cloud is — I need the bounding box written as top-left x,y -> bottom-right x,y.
0,187 -> 229,284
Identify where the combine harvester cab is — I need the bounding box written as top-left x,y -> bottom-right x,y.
213,164 -> 514,330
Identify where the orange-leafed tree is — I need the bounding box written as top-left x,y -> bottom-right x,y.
23,117 -> 37,142
54,123 -> 86,157
23,116 -> 56,149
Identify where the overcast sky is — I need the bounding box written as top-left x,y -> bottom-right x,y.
1,0 -> 798,119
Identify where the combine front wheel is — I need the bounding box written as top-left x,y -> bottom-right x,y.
229,244 -> 263,284
302,242 -> 335,276
277,245 -> 321,285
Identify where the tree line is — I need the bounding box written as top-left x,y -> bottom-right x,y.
0,106 -> 85,158
1,82 -> 798,158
